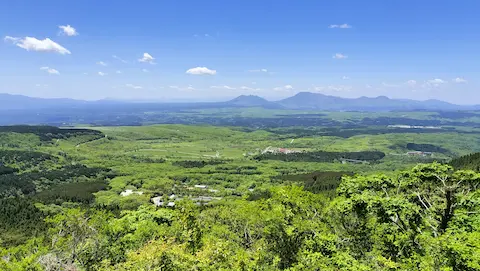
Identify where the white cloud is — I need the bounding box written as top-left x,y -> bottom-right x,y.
365,84 -> 372,89
406,80 -> 417,86
142,69 -> 149,73
342,76 -> 350,80
98,72 -> 107,76
169,85 -> 195,91
116,70 -> 122,74
428,78 -> 446,84
333,53 -> 348,59
40,66 -> 59,75
97,61 -> 107,66
211,85 -> 236,90
329,24 -> 352,29
240,86 -> 254,91
4,36 -> 71,54
138,53 -> 155,64
125,84 -> 143,89
274,85 -> 294,91
249,68 -> 268,73
186,67 -> 216,75
453,77 -> 467,83
58,25 -> 78,36
422,78 -> 447,88
112,55 -> 128,63
240,86 -> 262,91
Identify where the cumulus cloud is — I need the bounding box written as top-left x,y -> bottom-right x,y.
249,68 -> 268,73
40,66 -> 59,75
138,53 -> 155,64
333,53 -> 347,59
342,76 -> 350,80
4,36 -> 71,54
428,78 -> 446,84
453,77 -> 467,83
186,67 -> 216,75
329,24 -> 352,29
422,78 -> 447,88
211,85 -> 236,90
97,61 -> 107,66
240,86 -> 254,91
58,25 -> 78,36
274,85 -> 294,91
125,84 -> 143,89
239,86 -> 262,91
98,72 -> 107,76
112,55 -> 128,63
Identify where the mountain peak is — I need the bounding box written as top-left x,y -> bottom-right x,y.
228,95 -> 269,104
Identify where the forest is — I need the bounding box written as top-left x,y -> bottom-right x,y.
1,121 -> 480,270
254,150 -> 386,163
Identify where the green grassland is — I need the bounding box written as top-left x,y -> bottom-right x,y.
28,124 -> 480,207
2,117 -> 480,270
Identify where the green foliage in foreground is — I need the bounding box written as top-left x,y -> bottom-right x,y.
1,163 -> 480,270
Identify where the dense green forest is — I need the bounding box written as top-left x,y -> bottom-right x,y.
255,150 -> 386,163
406,143 -> 450,154
1,124 -> 480,270
450,152 -> 480,171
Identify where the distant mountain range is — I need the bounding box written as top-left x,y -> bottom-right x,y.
274,92 -> 466,111
0,92 -> 477,112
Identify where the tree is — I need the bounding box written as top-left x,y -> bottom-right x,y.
333,163 -> 480,268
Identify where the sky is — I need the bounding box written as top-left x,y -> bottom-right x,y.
0,0 -> 479,103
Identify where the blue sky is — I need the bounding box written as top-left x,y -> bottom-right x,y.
0,0 -> 479,103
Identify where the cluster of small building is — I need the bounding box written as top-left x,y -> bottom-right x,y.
120,189 -> 144,196
150,194 -> 222,207
120,184 -> 221,208
262,146 -> 301,154
407,151 -> 433,157
388,125 -> 442,129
